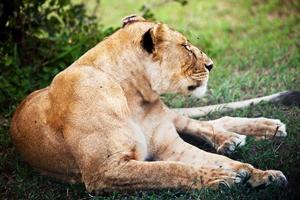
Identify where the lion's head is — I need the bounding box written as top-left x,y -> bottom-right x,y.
123,15 -> 214,98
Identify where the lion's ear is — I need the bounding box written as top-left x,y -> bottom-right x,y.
122,15 -> 146,27
141,23 -> 168,54
141,28 -> 155,54
152,23 -> 168,42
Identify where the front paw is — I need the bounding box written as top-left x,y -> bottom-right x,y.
255,118 -> 287,139
247,170 -> 288,188
217,134 -> 247,155
272,119 -> 287,137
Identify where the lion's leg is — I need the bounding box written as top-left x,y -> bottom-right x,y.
64,126 -> 240,192
174,114 -> 286,154
210,116 -> 287,139
174,115 -> 247,154
154,125 -> 287,188
95,160 -> 239,191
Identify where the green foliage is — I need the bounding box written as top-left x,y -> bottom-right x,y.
0,0 -> 114,114
140,5 -> 156,20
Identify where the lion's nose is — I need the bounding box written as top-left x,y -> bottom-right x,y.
202,53 -> 213,71
204,63 -> 213,71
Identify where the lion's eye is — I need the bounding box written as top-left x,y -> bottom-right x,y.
182,44 -> 192,51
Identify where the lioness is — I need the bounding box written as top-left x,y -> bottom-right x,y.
11,15 -> 288,192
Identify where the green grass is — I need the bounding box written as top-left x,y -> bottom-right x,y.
1,0 -> 300,199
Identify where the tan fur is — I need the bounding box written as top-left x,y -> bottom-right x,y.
10,16 -> 287,192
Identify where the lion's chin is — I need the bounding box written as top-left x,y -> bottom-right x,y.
191,83 -> 207,98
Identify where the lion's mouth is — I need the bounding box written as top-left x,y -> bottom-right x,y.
187,85 -> 199,91
189,82 -> 207,98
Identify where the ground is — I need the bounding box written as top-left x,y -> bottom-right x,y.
0,0 -> 299,199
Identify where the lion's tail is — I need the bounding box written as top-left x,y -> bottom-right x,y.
173,91 -> 300,118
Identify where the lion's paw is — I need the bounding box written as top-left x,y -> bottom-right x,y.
275,121 -> 287,137
255,118 -> 287,139
207,167 -> 251,189
247,170 -> 288,188
217,134 -> 247,155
